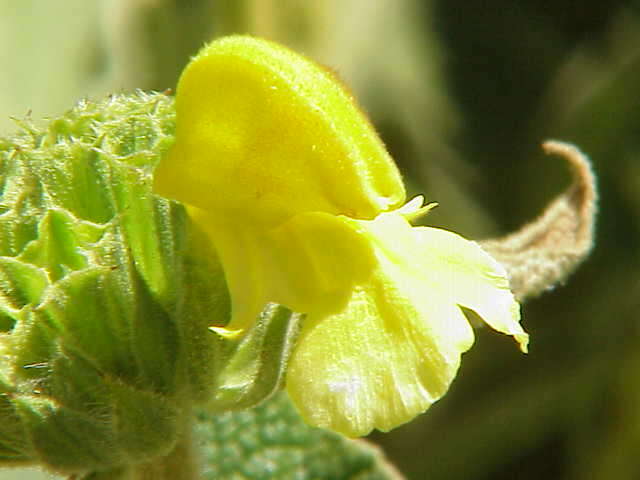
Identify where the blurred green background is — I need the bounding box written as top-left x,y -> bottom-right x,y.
1,1 -> 638,479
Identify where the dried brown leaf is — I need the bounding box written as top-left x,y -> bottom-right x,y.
480,141 -> 597,301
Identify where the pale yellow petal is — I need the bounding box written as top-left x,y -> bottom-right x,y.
411,227 -> 528,352
286,214 -> 476,437
361,213 -> 527,351
286,273 -> 470,437
287,212 -> 525,436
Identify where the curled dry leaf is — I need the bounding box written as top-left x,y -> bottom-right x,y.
480,141 -> 597,301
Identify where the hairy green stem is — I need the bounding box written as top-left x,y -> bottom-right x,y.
131,424 -> 198,480
71,417 -> 198,480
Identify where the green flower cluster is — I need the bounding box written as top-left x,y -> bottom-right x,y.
0,93 -> 295,476
0,92 -> 193,472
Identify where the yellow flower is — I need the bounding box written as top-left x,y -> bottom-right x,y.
154,35 -> 528,437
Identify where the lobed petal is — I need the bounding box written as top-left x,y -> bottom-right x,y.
286,277 -> 472,437
286,212 -> 525,436
410,226 -> 528,352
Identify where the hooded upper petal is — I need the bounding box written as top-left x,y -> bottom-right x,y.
153,35 -> 405,228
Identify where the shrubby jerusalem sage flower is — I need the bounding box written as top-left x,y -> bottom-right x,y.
153,35 -> 528,437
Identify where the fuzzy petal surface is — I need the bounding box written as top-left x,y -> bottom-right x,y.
154,35 -> 405,227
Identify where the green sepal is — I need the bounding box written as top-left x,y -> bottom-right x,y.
0,257 -> 49,331
14,391 -> 178,475
0,381 -> 32,464
210,304 -> 302,411
14,395 -> 119,473
18,209 -> 105,282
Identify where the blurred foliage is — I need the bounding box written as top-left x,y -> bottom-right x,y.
1,1 -> 638,479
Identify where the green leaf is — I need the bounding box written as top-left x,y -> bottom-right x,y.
196,391 -> 402,480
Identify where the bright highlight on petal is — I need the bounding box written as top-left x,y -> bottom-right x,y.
153,35 -> 528,437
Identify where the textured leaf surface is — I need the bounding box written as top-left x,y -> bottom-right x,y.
196,391 -> 402,480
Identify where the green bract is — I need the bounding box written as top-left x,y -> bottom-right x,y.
0,93 -> 299,476
0,93 -> 192,473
